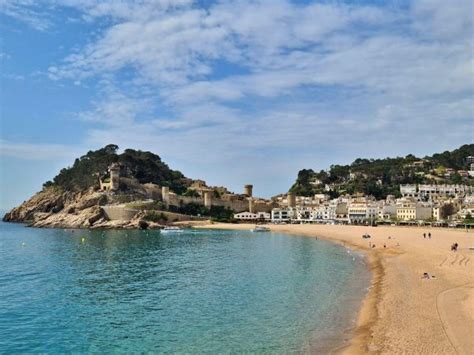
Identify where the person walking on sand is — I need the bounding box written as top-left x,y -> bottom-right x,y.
423,233 -> 426,239
428,232 -> 431,239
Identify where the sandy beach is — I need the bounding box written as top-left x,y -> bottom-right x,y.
194,223 -> 474,354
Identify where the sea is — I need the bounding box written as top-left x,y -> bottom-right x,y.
0,221 -> 370,353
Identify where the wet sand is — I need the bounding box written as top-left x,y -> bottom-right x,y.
194,223 -> 474,354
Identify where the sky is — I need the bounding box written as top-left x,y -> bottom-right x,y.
0,0 -> 473,209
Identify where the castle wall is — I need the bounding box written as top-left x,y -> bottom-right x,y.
168,194 -> 203,207
252,201 -> 274,213
165,193 -> 250,212
102,206 -> 139,221
143,183 -> 162,199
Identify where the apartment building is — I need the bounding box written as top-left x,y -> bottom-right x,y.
271,208 -> 295,222
396,204 -> 432,221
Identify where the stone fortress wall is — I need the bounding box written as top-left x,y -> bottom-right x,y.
162,185 -> 271,213
102,206 -> 141,221
101,163 -> 275,215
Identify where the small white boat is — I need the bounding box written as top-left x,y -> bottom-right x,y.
161,226 -> 184,233
251,226 -> 270,232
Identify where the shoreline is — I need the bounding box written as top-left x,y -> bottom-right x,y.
2,220 -> 473,353
194,223 -> 474,354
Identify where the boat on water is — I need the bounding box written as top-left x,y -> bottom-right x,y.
161,226 -> 184,233
251,226 -> 270,232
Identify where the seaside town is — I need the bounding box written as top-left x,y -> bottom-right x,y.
5,147 -> 474,231
235,182 -> 474,226
193,156 -> 474,227
2,1 -> 473,354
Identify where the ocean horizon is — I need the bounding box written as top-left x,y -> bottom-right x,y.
0,222 -> 370,353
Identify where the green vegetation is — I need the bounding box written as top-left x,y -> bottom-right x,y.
169,203 -> 234,222
290,144 -> 474,199
463,213 -> 474,224
440,203 -> 456,219
43,144 -> 191,194
183,189 -> 200,198
143,211 -> 168,223
125,201 -> 167,210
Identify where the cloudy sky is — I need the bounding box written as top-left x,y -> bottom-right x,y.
0,0 -> 472,209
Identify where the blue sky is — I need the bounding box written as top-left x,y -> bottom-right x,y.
0,0 -> 473,209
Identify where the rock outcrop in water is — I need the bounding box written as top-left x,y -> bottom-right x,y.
2,186 -> 168,229
3,144 -> 252,229
2,144 -> 196,229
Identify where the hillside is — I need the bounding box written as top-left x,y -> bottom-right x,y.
2,145 -> 198,227
43,144 -> 192,194
289,144 -> 474,199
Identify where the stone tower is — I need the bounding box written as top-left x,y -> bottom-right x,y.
162,186 -> 170,206
287,192 -> 296,208
204,190 -> 213,208
108,163 -> 120,191
244,184 -> 253,197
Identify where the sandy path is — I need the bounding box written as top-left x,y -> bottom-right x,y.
193,223 -> 474,354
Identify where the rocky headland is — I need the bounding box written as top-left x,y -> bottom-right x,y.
2,186 -> 166,229
3,145 -> 238,229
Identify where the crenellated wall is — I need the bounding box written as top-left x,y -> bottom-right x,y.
166,193 -> 250,212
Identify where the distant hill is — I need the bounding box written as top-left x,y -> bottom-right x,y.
289,144 -> 474,199
44,144 -> 192,194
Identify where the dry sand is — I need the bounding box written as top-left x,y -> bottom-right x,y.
194,223 -> 474,354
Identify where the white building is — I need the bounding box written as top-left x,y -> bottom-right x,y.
295,206 -> 312,221
234,211 -> 271,221
400,184 -> 417,197
348,203 -> 377,224
418,184 -> 470,198
234,212 -> 258,221
271,208 -> 295,222
310,204 -> 332,221
432,206 -> 441,221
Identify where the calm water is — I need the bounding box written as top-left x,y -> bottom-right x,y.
0,222 -> 370,353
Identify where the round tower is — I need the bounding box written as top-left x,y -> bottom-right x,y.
244,184 -> 253,197
108,163 -> 120,191
287,192 -> 296,208
204,190 -> 212,208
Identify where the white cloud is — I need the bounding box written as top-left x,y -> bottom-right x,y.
0,0 -> 53,30
76,90 -> 153,127
411,0 -> 473,40
1,0 -> 472,196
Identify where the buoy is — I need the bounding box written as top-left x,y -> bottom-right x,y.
81,238 -> 85,243
21,242 -> 26,246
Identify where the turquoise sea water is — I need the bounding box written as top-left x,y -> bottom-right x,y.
0,222 -> 370,353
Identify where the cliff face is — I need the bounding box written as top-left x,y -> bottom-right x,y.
3,187 -> 109,228
2,187 -> 169,229
4,187 -> 69,222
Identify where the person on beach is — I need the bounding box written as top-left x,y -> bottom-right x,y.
428,232 -> 431,239
423,233 -> 426,239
